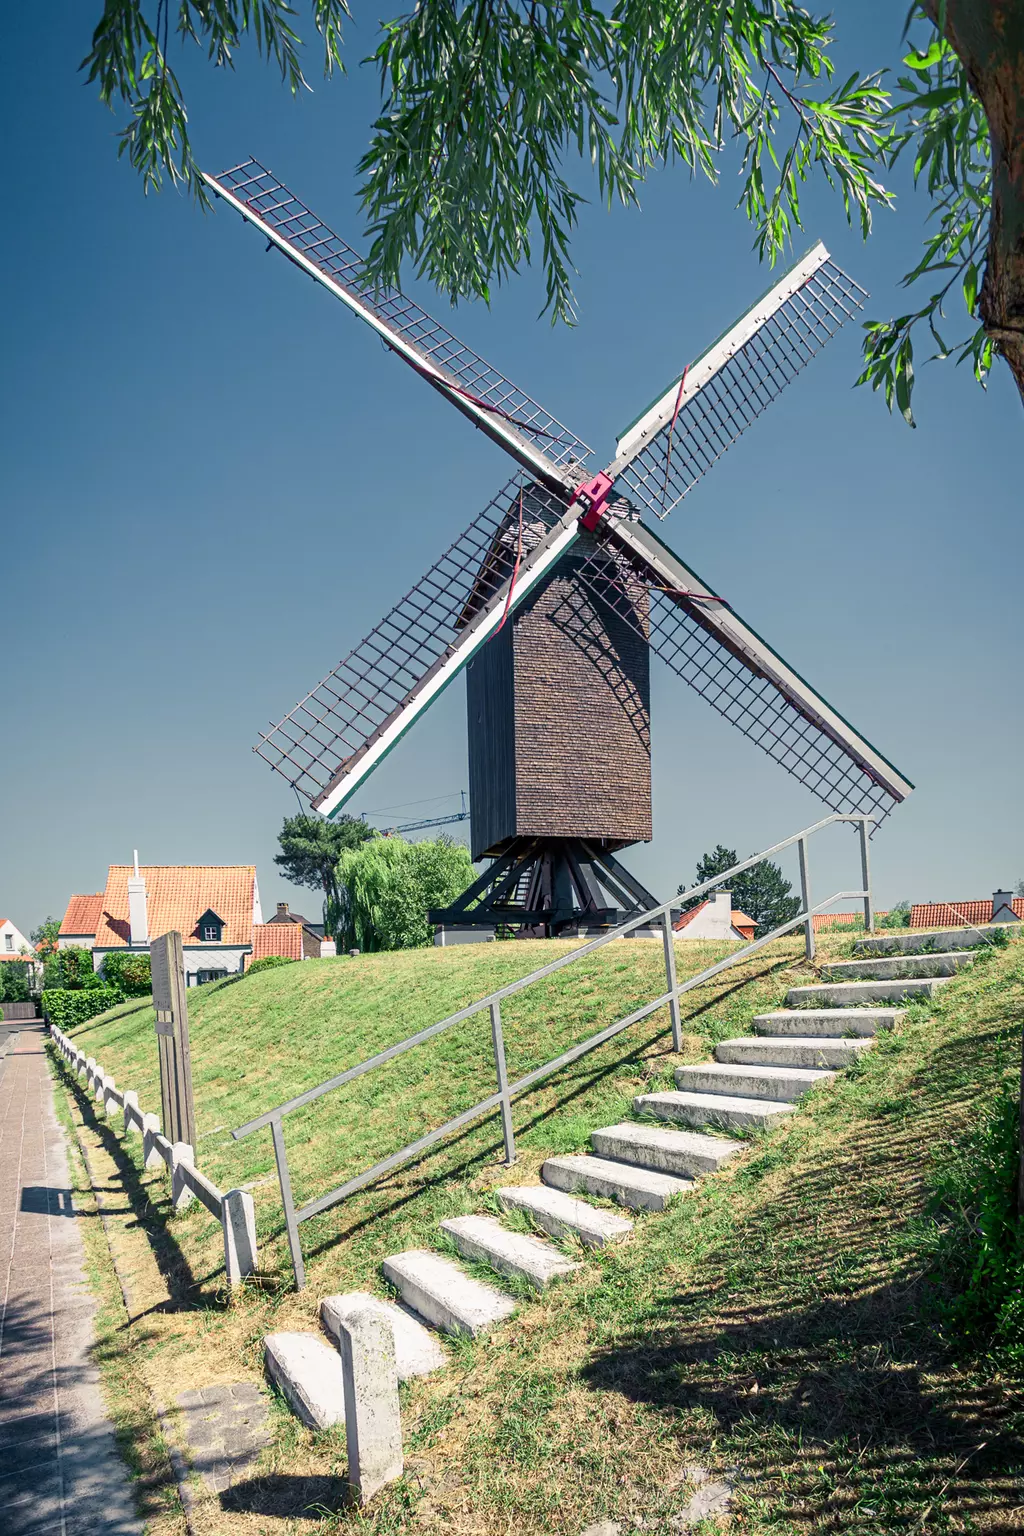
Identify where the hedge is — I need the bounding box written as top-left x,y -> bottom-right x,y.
246,955 -> 297,976
42,986 -> 123,1031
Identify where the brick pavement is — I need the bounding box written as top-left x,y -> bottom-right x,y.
0,1024 -> 141,1534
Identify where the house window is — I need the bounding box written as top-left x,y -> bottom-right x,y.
4,934 -> 12,952
195,909 -> 225,944
202,924 -> 220,942
195,969 -> 228,985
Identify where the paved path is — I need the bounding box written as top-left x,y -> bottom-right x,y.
0,1024 -> 140,1534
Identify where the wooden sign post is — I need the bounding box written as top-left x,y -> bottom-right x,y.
150,931 -> 197,1148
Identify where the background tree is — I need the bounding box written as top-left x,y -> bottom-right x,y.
678,844 -> 801,938
84,3 -> 1024,417
30,917 -> 61,956
338,834 -> 474,951
274,811 -> 373,938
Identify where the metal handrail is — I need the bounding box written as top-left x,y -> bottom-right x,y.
233,812 -> 875,1288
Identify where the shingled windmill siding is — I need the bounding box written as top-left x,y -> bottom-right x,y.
467,532 -> 652,861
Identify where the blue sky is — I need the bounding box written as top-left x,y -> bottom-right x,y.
2,3 -> 1021,936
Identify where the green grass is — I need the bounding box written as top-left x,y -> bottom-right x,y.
53,931 -> 1024,1533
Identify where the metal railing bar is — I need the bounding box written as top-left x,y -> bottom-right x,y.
235,815 -> 873,1136
287,887 -> 864,1233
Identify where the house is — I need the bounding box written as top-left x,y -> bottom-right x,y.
910,891 -> 1023,929
58,894 -> 104,950
673,891 -> 757,941
811,910 -> 889,932
264,901 -> 325,957
0,918 -> 34,958
90,858 -> 264,986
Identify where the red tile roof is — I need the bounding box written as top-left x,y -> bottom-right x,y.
910,898 -> 1024,930
811,911 -> 889,932
94,866 -> 258,949
59,893 -> 104,937
249,924 -> 304,964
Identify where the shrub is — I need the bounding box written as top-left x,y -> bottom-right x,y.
0,961 -> 32,1003
880,901 -> 912,929
929,1085 -> 1024,1366
246,955 -> 297,976
338,834 -> 475,950
101,951 -> 152,996
42,986 -> 123,1032
43,946 -> 101,990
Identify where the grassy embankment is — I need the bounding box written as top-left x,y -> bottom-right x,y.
53,930 -> 1024,1534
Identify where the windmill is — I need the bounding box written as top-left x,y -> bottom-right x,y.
203,159 -> 913,938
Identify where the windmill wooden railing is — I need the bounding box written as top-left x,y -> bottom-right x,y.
232,813 -> 876,1289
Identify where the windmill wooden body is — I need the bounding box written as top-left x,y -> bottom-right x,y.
202,159 -> 914,936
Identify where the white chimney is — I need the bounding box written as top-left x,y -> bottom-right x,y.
992,889 -> 1020,924
128,850 -> 149,946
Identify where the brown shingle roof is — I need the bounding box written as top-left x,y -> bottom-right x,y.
910,898 -> 1024,929
94,866 -> 257,949
59,894 -> 104,937
249,924 -> 304,963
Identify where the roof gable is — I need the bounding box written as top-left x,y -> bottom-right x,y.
59,893 -> 104,937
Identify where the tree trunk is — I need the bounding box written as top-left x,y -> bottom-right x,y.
927,2 -> 1024,406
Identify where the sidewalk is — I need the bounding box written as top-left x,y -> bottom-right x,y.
0,1023 -> 141,1534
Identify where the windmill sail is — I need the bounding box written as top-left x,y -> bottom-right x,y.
202,160 -> 588,494
569,519 -> 912,819
607,246 -> 866,520
255,480 -> 578,815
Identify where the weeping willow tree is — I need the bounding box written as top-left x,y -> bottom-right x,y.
338,834 -> 475,951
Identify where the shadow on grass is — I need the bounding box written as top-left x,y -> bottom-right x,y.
221,1473 -> 352,1518
579,1016 -> 1024,1527
55,1054 -> 226,1312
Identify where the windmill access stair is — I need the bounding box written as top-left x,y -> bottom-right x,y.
260,927 -> 998,1430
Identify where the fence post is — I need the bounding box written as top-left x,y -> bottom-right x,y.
170,1141 -> 195,1210
798,838 -> 815,963
335,1306 -> 404,1504
222,1188 -> 259,1286
661,910 -> 683,1052
271,1118 -> 306,1292
490,1002 -> 516,1166
122,1090 -> 140,1134
142,1113 -> 163,1169
859,819 -> 875,933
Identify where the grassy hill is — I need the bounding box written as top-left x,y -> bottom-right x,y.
53,931 -> 1024,1534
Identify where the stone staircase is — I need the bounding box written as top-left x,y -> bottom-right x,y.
263,926 -> 983,1428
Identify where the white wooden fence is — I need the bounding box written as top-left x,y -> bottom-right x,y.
48,1024 -> 258,1286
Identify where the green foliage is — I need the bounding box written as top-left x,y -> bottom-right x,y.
43,946 -> 102,991
857,18 -> 993,425
101,950 -> 153,996
43,985 -> 123,1031
246,954 -> 298,976
0,962 -> 32,1003
274,811 -> 373,943
30,917 -> 62,954
339,834 -> 475,951
678,844 -> 801,937
929,1085 -> 1024,1366
879,900 -> 912,929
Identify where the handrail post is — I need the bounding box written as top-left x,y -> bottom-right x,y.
271,1116 -> 306,1291
490,1003 -> 516,1165
859,818 -> 875,933
662,909 -> 683,1052
798,837 -> 814,962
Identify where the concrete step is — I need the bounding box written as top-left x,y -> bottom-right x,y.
542,1153 -> 694,1212
674,1061 -> 833,1102
634,1090 -> 796,1132
264,1331 -> 346,1429
381,1249 -> 516,1338
591,1121 -> 743,1177
439,1214 -> 582,1292
320,1291 -> 447,1379
786,977 -> 950,1008
753,1008 -> 901,1037
820,952 -> 973,981
496,1183 -> 633,1247
855,925 -> 1018,955
715,1035 -> 874,1070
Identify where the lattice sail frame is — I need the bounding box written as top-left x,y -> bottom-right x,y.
569,523 -> 910,822
205,158 -> 910,822
608,246 -> 866,519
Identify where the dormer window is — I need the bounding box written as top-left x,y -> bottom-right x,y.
196,909 -> 225,944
